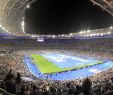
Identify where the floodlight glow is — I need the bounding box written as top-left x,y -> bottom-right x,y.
79,31 -> 86,34
90,34 -> 93,37
100,33 -> 104,36
2,27 -> 6,31
87,30 -> 91,33
91,34 -> 94,36
21,20 -> 25,33
52,35 -> 55,38
107,31 -> 111,34
26,4 -> 30,9
110,26 -> 113,29
69,33 -> 73,36
0,24 -> 2,27
93,34 -> 96,36
96,34 -> 99,36
62,34 -> 65,37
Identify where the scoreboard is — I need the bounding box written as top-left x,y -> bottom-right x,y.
37,37 -> 44,42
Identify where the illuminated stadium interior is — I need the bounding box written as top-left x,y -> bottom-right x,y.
1,0 -> 113,95
0,0 -> 113,36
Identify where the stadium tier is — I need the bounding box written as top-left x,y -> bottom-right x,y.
1,0 -> 113,94
0,36 -> 113,94
0,0 -> 113,36
0,0 -> 36,35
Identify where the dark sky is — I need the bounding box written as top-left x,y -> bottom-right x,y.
25,0 -> 113,35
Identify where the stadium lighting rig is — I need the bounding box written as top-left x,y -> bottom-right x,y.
0,0 -> 113,37
26,4 -> 30,9
110,26 -> 113,29
76,27 -> 113,38
0,0 -> 36,36
87,30 -> 91,33
90,0 -> 113,16
21,20 -> 25,34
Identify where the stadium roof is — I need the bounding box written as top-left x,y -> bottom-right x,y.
0,0 -> 36,36
0,0 -> 113,36
90,0 -> 113,16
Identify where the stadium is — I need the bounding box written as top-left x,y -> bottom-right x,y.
1,0 -> 113,95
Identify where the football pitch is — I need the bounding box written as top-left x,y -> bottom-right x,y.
31,53 -> 103,74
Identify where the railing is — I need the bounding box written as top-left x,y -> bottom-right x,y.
0,88 -> 15,95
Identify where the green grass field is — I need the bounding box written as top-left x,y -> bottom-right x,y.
31,54 -> 103,74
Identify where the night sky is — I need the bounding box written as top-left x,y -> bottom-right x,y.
25,0 -> 113,35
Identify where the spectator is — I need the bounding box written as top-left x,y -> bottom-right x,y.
5,73 -> 16,94
30,85 -> 38,95
82,78 -> 92,95
16,73 -> 21,95
5,69 -> 14,83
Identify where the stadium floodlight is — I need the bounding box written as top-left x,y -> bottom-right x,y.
0,24 -> 2,27
69,33 -> 73,36
2,27 -> 6,31
26,4 -> 30,9
79,31 -> 85,34
107,31 -> 111,34
90,34 -> 93,37
100,33 -> 104,36
62,34 -> 65,37
87,30 -> 91,33
21,20 -> 25,33
8,31 -> 11,34
93,34 -> 96,36
91,34 -> 94,36
110,26 -> 113,29
52,35 -> 55,38
86,34 -> 89,37
96,33 -> 99,36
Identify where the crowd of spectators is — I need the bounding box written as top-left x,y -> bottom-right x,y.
0,68 -> 93,95
0,38 -> 113,95
0,67 -> 113,95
